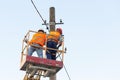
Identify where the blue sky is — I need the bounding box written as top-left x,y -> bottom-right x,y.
0,0 -> 120,80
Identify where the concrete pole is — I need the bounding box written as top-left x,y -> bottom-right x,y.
49,7 -> 56,80
49,7 -> 55,31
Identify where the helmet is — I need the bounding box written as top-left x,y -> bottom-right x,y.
56,28 -> 62,34
38,29 -> 44,33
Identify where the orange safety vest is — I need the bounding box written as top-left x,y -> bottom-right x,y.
47,31 -> 61,43
29,32 -> 46,46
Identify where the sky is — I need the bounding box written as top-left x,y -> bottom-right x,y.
0,0 -> 120,80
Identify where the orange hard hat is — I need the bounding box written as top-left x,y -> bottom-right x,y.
56,28 -> 62,34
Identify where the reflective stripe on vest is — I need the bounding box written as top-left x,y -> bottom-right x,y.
29,32 -> 46,46
47,31 -> 60,42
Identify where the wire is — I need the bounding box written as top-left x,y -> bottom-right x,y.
59,56 -> 72,80
30,1 -> 70,79
31,0 -> 49,30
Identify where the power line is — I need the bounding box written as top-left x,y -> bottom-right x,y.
31,0 -> 49,30
59,56 -> 72,80
31,1 -> 70,80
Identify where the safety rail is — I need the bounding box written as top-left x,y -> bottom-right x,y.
20,30 -> 66,79
21,30 -> 65,65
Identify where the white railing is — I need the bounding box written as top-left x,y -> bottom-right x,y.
20,30 -> 66,66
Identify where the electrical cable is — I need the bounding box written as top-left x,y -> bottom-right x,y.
31,0 -> 49,30
31,1 -> 70,80
59,56 -> 72,80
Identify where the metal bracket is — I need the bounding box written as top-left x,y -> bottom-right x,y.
42,19 -> 64,26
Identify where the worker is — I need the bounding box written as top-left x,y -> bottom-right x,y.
46,28 -> 63,60
27,29 -> 46,58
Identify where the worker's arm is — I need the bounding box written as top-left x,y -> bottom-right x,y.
57,35 -> 64,49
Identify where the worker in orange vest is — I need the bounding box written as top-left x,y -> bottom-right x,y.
46,28 -> 63,60
27,29 -> 46,58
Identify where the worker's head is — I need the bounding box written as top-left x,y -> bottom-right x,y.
38,29 -> 44,33
56,28 -> 62,34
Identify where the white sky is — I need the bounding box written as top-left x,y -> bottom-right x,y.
0,0 -> 120,80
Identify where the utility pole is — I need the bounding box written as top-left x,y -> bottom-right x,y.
49,7 -> 55,31
49,7 -> 56,80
